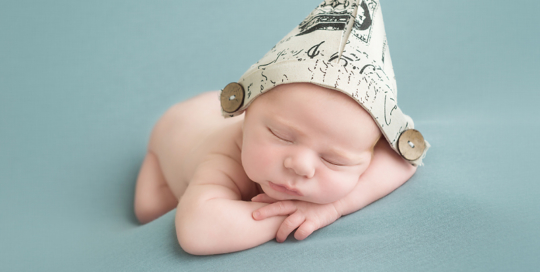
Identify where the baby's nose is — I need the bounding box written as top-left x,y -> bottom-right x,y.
284,151 -> 315,179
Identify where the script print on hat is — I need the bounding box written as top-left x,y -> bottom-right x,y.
223,0 -> 429,165
298,0 -> 378,45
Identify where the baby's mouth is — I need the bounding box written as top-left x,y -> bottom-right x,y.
268,181 -> 303,197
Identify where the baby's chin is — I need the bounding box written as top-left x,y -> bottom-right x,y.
261,187 -> 338,204
260,186 -> 304,202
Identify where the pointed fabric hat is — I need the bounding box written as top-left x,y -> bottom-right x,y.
220,0 -> 429,165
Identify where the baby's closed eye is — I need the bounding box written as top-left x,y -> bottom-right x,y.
321,157 -> 347,166
268,127 -> 292,143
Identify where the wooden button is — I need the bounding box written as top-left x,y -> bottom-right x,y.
220,82 -> 245,113
397,129 -> 426,161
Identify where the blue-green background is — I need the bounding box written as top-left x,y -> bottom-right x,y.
1,0 -> 539,271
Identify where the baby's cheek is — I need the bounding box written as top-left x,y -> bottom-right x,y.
317,172 -> 359,202
242,144 -> 275,182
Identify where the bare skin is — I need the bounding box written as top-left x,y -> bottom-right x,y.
134,91 -> 243,223
134,83 -> 417,255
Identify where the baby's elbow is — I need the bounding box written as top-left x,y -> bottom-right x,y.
176,216 -> 212,255
176,209 -> 228,255
393,150 -> 418,180
388,158 -> 417,191
397,161 -> 417,186
177,229 -> 205,255
405,161 -> 417,178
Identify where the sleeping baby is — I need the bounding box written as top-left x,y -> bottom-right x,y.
134,0 -> 429,255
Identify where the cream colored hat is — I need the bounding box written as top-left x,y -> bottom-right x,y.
220,0 -> 430,166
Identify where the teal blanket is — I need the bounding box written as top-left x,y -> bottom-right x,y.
1,0 -> 539,271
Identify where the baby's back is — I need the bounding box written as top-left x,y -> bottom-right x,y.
148,91 -> 245,198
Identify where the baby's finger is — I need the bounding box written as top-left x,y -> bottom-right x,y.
276,212 -> 305,243
251,194 -> 277,203
294,220 -> 317,241
253,201 -> 297,220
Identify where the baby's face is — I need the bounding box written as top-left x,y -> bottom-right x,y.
241,83 -> 381,204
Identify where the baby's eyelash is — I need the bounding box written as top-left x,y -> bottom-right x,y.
322,157 -> 345,166
268,128 -> 291,142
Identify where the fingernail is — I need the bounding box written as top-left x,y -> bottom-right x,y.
253,211 -> 260,219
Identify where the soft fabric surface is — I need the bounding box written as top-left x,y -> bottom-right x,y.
1,0 -> 539,271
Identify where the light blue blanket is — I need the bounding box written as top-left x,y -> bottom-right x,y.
1,0 -> 539,271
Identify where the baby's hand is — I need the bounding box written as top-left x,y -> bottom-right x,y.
251,194 -> 341,242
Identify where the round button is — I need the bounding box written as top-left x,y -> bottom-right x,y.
220,82 -> 245,113
397,129 -> 426,161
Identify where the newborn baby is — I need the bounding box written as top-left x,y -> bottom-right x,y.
134,0 -> 429,255
135,83 -> 416,255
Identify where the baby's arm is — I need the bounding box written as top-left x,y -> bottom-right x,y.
333,138 -> 417,216
175,155 -> 286,255
253,139 -> 417,241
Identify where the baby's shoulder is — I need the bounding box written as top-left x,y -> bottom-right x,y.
190,120 -> 257,200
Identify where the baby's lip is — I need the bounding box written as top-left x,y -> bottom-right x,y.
268,181 -> 303,197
